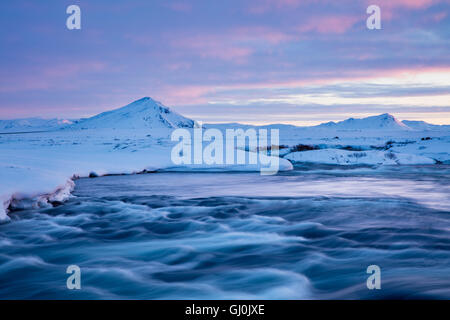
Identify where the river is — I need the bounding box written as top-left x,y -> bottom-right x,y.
1,165 -> 449,299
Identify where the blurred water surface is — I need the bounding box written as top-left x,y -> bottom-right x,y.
1,165 -> 449,299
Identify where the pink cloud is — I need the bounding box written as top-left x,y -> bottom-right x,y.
156,85 -> 213,105
127,26 -> 296,63
166,62 -> 192,71
432,11 -> 448,22
365,0 -> 440,20
297,15 -> 361,34
172,36 -> 253,62
248,0 -> 442,15
0,61 -> 107,93
167,26 -> 297,62
200,46 -> 252,61
370,0 -> 437,9
152,66 -> 450,106
234,26 -> 296,44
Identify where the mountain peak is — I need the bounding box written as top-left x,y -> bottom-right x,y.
126,96 -> 163,107
316,113 -> 411,131
378,113 -> 395,120
70,98 -> 196,130
134,97 -> 156,103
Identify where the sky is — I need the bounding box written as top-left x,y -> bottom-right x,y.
0,0 -> 449,125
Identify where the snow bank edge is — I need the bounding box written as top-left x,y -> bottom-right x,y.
1,180 -> 75,222
0,156 -> 293,221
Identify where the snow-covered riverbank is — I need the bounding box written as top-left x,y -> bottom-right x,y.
0,128 -> 292,220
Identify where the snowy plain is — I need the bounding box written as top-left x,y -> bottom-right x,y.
1,97 -> 449,220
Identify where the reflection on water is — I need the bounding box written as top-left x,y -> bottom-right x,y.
1,165 -> 449,299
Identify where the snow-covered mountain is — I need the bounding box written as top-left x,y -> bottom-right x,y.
0,118 -> 73,133
207,113 -> 442,132
1,100 -> 448,133
402,120 -> 450,131
315,113 -> 411,131
70,97 -> 196,130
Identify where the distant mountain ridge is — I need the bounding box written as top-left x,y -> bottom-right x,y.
207,113 -> 449,132
1,98 -> 449,133
315,113 -> 411,131
0,118 -> 73,133
402,120 -> 450,131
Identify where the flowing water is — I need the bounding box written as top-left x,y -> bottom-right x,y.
1,165 -> 449,299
